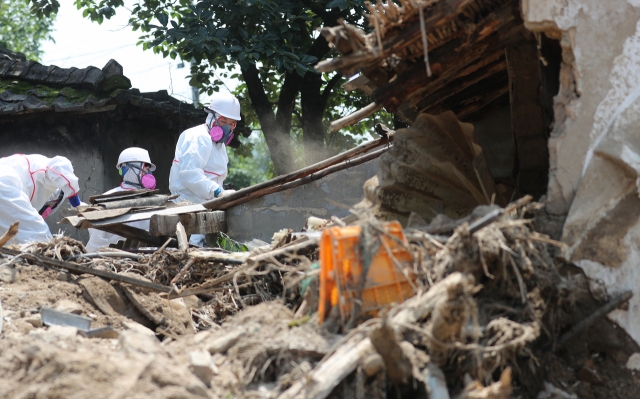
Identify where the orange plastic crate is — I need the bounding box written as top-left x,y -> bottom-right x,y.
318,221 -> 416,324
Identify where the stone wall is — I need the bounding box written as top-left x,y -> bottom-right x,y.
523,0 -> 640,346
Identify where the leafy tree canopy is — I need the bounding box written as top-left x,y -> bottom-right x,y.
1,0 -> 56,61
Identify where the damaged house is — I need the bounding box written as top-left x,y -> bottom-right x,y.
3,0 -> 640,398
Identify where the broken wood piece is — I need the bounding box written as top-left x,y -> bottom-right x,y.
0,247 -> 173,293
329,102 -> 384,132
171,258 -> 195,285
362,353 -> 384,377
457,367 -> 512,399
277,334 -> 376,399
0,221 -> 19,247
89,188 -> 158,204
66,251 -> 144,261
189,250 -> 249,264
176,222 -> 189,251
553,290 -> 633,351
149,211 -> 226,236
95,194 -> 172,210
65,204 -> 207,228
369,318 -> 413,384
202,133 -> 394,210
246,237 -> 319,266
92,223 -> 168,247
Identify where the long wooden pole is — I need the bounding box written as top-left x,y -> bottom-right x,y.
204,146 -> 390,211
202,133 -> 393,210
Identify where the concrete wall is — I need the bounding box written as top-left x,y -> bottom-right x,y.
523,0 -> 640,346
0,112 -> 181,242
226,158 -> 379,242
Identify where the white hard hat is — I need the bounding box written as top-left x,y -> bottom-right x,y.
206,92 -> 241,120
117,147 -> 156,171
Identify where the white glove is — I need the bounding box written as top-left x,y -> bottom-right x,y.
219,189 -> 236,198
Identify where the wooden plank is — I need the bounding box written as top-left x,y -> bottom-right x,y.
85,204 -> 207,227
90,189 -> 158,204
97,195 -> 172,210
149,211 -> 226,236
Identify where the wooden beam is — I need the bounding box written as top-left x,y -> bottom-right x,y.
371,2 -> 524,112
149,211 -> 227,237
421,70 -> 510,121
506,37 -> 549,199
413,54 -> 507,111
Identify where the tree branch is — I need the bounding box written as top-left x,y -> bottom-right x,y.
241,63 -> 276,127
321,72 -> 343,104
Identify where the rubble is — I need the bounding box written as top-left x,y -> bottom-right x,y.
1,195 -> 638,399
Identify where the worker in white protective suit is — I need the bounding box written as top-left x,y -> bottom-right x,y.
85,147 -> 157,252
169,91 -> 240,246
0,154 -> 82,244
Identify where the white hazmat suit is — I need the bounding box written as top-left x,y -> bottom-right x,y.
169,123 -> 229,204
170,92 -> 239,247
0,154 -> 80,244
85,147 -> 155,252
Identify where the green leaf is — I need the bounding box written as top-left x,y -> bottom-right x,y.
295,63 -> 307,76
216,28 -> 229,38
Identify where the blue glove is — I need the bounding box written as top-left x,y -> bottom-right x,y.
68,195 -> 81,207
213,187 -> 222,198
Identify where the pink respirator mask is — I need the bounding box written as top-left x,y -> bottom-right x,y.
209,117 -> 236,146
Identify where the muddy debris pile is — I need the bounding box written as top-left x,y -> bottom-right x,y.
0,197 -> 636,399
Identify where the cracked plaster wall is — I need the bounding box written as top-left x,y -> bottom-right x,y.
226,158 -> 379,242
523,0 -> 640,345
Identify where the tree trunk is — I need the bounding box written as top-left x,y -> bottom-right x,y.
300,72 -> 329,165
241,64 -> 301,175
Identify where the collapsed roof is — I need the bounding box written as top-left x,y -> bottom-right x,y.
319,0 -> 527,125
